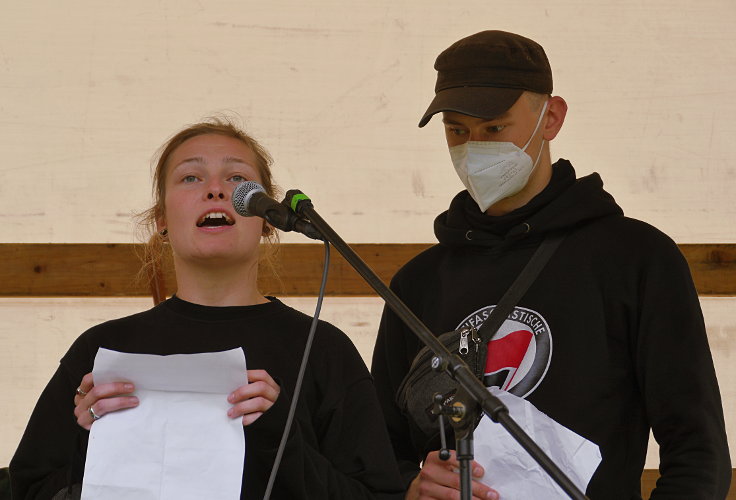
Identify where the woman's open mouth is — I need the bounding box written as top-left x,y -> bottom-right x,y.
196,211 -> 235,227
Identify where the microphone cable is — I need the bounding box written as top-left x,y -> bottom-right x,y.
262,240 -> 331,500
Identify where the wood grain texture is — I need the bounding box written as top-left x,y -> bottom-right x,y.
678,244 -> 736,296
0,243 -> 734,297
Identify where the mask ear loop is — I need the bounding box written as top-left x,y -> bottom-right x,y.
521,100 -> 549,152
522,100 -> 549,171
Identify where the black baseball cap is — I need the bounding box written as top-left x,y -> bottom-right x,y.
418,30 -> 553,127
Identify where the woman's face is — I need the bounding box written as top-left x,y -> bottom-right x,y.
158,133 -> 266,266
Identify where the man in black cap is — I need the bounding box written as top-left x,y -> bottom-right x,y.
371,30 -> 730,499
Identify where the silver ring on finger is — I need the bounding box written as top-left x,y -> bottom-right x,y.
88,405 -> 101,421
76,387 -> 87,396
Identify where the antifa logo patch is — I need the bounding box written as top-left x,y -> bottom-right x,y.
456,306 -> 552,399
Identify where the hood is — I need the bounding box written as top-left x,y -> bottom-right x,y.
434,159 -> 623,248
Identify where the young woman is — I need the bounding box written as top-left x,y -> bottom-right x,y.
10,118 -> 404,499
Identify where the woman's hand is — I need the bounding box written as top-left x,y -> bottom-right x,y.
73,372 -> 139,430
227,369 -> 280,426
406,450 -> 500,500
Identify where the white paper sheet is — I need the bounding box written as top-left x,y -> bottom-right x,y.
81,348 -> 248,500
474,387 -> 601,499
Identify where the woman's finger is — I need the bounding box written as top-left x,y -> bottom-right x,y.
74,396 -> 140,430
92,396 -> 140,417
246,369 -> 280,392
228,396 -> 274,418
86,381 -> 135,402
241,412 -> 263,427
79,372 -> 95,394
72,376 -> 139,431
228,378 -> 279,405
227,370 -> 280,426
73,372 -> 95,406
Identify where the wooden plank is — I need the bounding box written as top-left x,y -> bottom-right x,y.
641,468 -> 735,499
0,244 -> 154,297
0,243 -> 734,298
679,244 -> 736,297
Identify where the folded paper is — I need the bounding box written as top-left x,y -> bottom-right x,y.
81,348 -> 248,500
474,387 -> 601,499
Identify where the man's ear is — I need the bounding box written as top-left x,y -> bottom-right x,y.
542,96 -> 567,141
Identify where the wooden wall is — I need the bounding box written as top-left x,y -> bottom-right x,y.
1,243 -> 734,299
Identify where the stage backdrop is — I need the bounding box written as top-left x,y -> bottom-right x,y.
1,0 -> 734,476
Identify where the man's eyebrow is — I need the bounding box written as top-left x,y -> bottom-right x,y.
441,112 -> 510,125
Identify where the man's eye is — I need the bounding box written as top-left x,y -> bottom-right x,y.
448,127 -> 467,136
488,125 -> 506,133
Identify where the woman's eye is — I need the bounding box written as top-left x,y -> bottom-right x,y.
488,125 -> 506,133
182,175 -> 198,183
229,174 -> 246,183
448,127 -> 467,136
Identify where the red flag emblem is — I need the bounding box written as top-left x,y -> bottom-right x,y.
485,330 -> 534,390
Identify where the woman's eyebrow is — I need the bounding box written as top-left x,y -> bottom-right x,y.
222,156 -> 250,165
172,157 -> 205,170
172,156 -> 252,171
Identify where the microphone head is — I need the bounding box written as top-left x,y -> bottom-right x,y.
232,181 -> 266,217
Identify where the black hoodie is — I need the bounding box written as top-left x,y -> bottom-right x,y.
372,160 -> 731,499
11,297 -> 405,500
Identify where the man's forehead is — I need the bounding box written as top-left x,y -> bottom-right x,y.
441,110 -> 511,124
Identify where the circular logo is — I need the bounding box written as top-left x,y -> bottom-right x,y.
456,305 -> 552,398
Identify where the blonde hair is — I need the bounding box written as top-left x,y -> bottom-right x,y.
136,116 -> 281,294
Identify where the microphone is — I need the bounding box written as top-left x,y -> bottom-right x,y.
232,181 -> 324,241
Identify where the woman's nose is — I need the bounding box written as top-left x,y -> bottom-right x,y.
205,178 -> 227,200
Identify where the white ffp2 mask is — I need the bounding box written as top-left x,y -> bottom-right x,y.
449,101 -> 548,212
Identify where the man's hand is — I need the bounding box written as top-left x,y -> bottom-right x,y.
406,450 -> 499,500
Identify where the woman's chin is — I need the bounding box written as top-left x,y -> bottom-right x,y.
175,247 -> 258,268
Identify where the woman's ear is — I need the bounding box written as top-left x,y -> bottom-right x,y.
542,96 -> 568,141
156,217 -> 167,236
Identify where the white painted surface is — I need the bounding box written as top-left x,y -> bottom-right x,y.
0,1 -> 734,244
1,297 -> 733,469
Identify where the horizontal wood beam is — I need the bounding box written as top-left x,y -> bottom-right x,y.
0,243 -> 734,298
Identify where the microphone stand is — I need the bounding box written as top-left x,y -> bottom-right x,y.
451,386 -> 479,500
284,190 -> 589,500
432,386 -> 480,500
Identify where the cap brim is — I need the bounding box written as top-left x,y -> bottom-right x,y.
418,87 -> 524,127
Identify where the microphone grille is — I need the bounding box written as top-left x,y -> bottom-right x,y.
232,181 -> 266,217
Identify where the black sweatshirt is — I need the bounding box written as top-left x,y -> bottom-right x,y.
11,296 -> 405,500
371,160 -> 731,499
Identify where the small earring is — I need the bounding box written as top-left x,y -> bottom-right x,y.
159,229 -> 168,237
